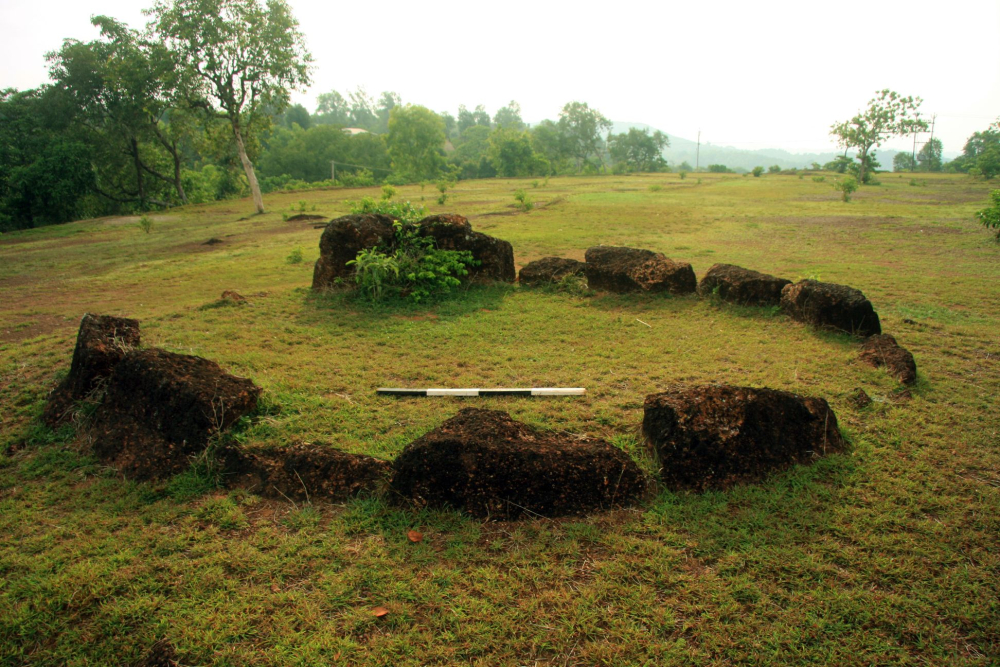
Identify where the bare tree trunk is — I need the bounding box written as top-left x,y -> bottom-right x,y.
172,139 -> 188,205
150,122 -> 188,205
131,138 -> 146,210
231,119 -> 264,214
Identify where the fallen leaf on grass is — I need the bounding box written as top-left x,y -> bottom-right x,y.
372,606 -> 389,618
407,530 -> 424,543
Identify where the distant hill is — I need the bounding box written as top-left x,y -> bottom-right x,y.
610,121 -> 926,172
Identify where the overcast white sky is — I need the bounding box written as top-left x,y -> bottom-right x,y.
2,0 -> 998,154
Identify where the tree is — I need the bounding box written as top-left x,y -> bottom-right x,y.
282,104 -> 311,130
752,166 -> 764,177
48,15 -> 191,209
530,119 -> 572,173
946,120 -> 999,173
979,144 -> 1000,179
607,128 -> 669,173
893,152 -> 916,172
917,138 -> 942,172
0,88 -> 97,230
559,101 -> 612,171
150,0 -> 312,214
848,153 -> 880,182
677,161 -> 693,172
768,164 -> 781,174
457,104 -> 491,135
823,155 -> 853,173
346,87 -> 377,129
374,91 -> 401,133
977,189 -> 1000,239
386,104 -> 446,182
835,176 -> 858,202
487,128 -> 547,177
493,101 -> 525,130
315,90 -> 349,125
830,90 -> 927,185
708,164 -> 731,173
450,125 -> 495,180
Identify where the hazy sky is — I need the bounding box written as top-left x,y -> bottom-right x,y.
2,0 -> 998,155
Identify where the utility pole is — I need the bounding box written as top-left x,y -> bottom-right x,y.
695,130 -> 701,172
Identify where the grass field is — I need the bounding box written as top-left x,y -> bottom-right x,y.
1,172 -> 999,666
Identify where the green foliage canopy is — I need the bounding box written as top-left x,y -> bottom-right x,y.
607,128 -> 669,173
830,90 -> 927,185
148,0 -> 313,213
386,105 -> 446,182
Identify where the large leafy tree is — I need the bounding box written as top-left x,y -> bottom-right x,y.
487,128 -> 548,177
830,90 -> 927,185
374,91 -> 401,134
457,104 -> 491,136
347,87 -> 377,129
950,120 -> 1000,177
558,101 -> 612,171
315,90 -> 350,126
607,127 -> 669,173
893,152 -> 916,172
0,88 -> 96,230
493,101 -> 525,130
48,16 -> 190,208
149,0 -> 312,214
386,105 -> 446,182
530,119 -> 572,173
450,125 -> 495,180
917,138 -> 943,172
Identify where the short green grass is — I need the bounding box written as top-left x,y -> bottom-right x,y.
1,172 -> 998,665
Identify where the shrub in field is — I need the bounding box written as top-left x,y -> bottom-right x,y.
768,165 -> 781,174
649,184 -> 662,192
835,176 -> 859,202
514,189 -> 534,211
752,166 -> 764,177
977,189 -> 1000,239
679,171 -> 687,180
347,220 -> 478,303
380,185 -> 396,201
286,248 -> 304,264
138,215 -> 153,234
812,175 -> 826,183
348,196 -> 425,224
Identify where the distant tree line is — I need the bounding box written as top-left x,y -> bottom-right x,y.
1,3 -> 673,235
5,20 -> 998,234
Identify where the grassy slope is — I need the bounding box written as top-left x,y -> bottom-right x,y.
1,173 -> 998,666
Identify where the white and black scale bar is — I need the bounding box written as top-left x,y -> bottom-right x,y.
377,388 -> 586,397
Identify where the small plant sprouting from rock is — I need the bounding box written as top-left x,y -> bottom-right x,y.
834,176 -> 859,202
514,189 -> 534,211
976,189 -> 1000,240
286,248 -> 304,264
349,195 -> 426,224
138,215 -> 153,234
